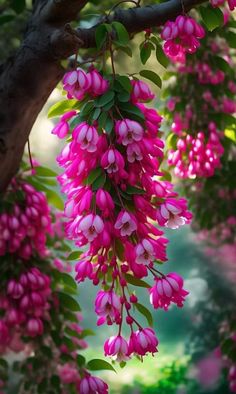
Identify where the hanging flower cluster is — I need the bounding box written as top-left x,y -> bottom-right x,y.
168,123 -> 224,178
210,0 -> 236,11
0,179 -> 51,259
217,319 -> 236,394
52,67 -> 191,362
0,267 -> 51,354
163,26 -> 236,180
0,171 -> 110,393
161,15 -> 205,63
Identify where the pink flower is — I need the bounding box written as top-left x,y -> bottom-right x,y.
128,328 -> 158,356
161,16 -> 205,62
87,69 -> 109,96
75,260 -> 93,282
95,290 -> 121,324
96,189 -> 115,215
115,119 -> 143,146
104,335 -> 129,361
79,375 -> 108,394
114,210 -> 137,236
73,122 -> 99,152
58,363 -> 79,384
101,148 -> 125,174
26,318 -> 44,337
149,272 -> 189,310
127,142 -> 143,163
0,321 -> 9,346
78,214 -> 104,242
227,0 -> 236,10
63,68 -> 91,100
131,80 -> 155,102
156,198 -> 192,229
7,280 -> 24,299
51,110 -> 76,139
135,238 -> 155,265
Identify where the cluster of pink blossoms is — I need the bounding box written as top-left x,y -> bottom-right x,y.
0,180 -> 51,259
210,0 -> 236,11
56,313 -> 108,394
0,267 -> 51,354
168,123 -> 224,178
161,15 -> 205,63
52,67 -> 191,362
63,67 -> 109,101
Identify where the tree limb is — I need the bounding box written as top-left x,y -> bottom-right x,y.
0,0 -> 207,193
77,0 -> 206,48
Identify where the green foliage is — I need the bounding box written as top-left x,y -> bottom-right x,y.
139,69 -> 162,89
135,303 -> 153,327
140,41 -> 155,64
124,273 -> 150,288
87,359 -> 116,372
112,21 -> 129,46
199,5 -> 224,31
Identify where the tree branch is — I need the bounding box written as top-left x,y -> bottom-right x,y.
77,0 -> 206,48
0,0 -> 207,193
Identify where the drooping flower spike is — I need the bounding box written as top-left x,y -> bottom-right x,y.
52,68 -> 191,363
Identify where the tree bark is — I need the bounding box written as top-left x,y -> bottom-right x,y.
0,0 -> 206,193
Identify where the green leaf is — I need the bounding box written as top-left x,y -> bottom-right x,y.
225,128 -> 236,143
67,251 -> 82,260
98,112 -> 108,129
50,375 -> 60,390
77,355 -> 86,367
80,329 -> 95,338
0,359 -> 8,369
140,42 -> 153,65
224,31 -> 236,49
166,133 -> 177,149
96,90 -> 115,107
57,272 -> 77,290
87,359 -> 116,373
92,172 -> 106,191
35,166 -> 57,177
199,5 -> 223,31
112,21 -> 129,45
126,185 -> 145,195
41,345 -> 53,358
221,338 -> 235,355
213,56 -> 232,74
135,303 -> 153,327
80,101 -> 94,117
159,169 -> 172,182
139,70 -> 162,89
105,116 -> 114,134
114,238 -> 125,261
124,273 -> 150,288
117,91 -> 130,102
116,45 -> 133,57
116,76 -> 132,93
95,24 -> 108,49
45,189 -> 64,211
0,14 -> 15,25
156,44 -> 169,68
92,107 -> 101,121
48,99 -> 77,118
85,167 -> 103,185
11,0 -> 25,13
118,102 -> 145,122
58,292 -> 81,311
